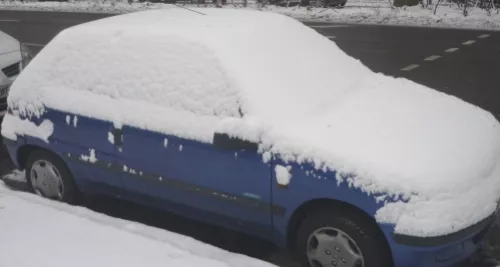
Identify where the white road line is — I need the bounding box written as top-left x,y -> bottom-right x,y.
424,55 -> 441,61
462,40 -> 476,45
24,43 -> 45,47
0,19 -> 20,23
445,47 -> 459,53
400,64 -> 419,71
478,34 -> 490,39
311,25 -> 349,28
325,36 -> 336,39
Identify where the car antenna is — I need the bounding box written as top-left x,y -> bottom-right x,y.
173,4 -> 206,15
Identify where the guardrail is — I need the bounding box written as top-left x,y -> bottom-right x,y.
150,0 -> 498,11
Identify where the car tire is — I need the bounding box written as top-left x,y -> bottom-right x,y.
26,150 -> 79,204
295,208 -> 392,267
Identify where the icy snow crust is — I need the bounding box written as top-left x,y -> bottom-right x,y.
0,180 -> 276,267
5,8 -> 500,237
275,165 -> 292,186
1,112 -> 54,142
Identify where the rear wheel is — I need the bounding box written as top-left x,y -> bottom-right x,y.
295,209 -> 392,267
26,150 -> 79,204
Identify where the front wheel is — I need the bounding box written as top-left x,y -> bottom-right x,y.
26,150 -> 79,204
295,209 -> 392,267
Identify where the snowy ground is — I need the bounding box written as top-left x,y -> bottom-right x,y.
2,171 -> 500,267
0,173 -> 277,267
0,0 -> 499,30
271,3 -> 500,30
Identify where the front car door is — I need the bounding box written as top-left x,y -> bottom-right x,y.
115,121 -> 274,239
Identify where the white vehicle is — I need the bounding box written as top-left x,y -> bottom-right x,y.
0,30 -> 32,118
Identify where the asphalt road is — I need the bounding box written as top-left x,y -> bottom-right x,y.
311,23 -> 500,117
0,9 -> 499,267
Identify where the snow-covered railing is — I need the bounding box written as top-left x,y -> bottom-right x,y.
1,0 -> 497,10
169,0 -> 499,13
0,0 -> 498,27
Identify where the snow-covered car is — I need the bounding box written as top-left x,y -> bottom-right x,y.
2,9 -> 500,267
0,30 -> 32,118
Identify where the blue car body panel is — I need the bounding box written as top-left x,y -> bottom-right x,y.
117,125 -> 274,240
270,160 -> 386,247
3,107 -> 496,267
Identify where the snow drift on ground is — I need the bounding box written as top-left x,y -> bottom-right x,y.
4,8 -> 500,237
269,3 -> 500,30
0,179 -> 277,267
0,0 -> 499,30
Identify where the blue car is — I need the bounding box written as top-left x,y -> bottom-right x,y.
2,9 -> 500,267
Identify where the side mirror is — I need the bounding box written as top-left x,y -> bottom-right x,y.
213,132 -> 258,153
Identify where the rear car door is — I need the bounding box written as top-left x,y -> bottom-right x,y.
51,111 -> 124,194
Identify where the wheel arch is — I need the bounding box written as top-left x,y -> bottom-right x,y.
17,144 -> 62,170
286,198 -> 394,264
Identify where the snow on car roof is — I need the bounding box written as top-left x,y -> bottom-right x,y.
7,8 -> 371,130
5,8 -> 500,237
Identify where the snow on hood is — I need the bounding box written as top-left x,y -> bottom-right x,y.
5,8 -> 500,236
261,76 -> 500,198
252,74 -> 500,236
0,30 -> 20,55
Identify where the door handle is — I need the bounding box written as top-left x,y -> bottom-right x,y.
112,128 -> 123,147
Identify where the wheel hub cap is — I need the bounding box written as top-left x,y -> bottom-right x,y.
307,227 -> 364,267
30,160 -> 64,200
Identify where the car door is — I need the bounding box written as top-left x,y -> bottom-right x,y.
51,111 -> 124,193
113,124 -> 274,238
